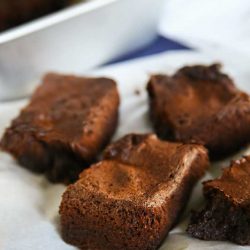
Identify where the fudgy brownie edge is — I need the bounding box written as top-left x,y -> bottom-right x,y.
60,134 -> 209,249
187,156 -> 250,245
1,73 -> 120,183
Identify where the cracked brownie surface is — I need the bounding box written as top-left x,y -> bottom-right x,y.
60,134 -> 209,249
1,73 -> 119,183
147,64 -> 250,159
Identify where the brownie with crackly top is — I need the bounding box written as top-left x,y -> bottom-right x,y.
147,64 -> 250,159
59,133 -> 209,249
1,73 -> 119,183
0,0 -> 72,31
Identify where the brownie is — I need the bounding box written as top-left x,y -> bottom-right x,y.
59,134 -> 209,249
187,156 -> 250,245
147,64 -> 250,159
0,73 -> 119,183
0,0 -> 74,32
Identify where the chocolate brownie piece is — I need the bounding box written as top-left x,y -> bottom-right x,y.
0,0 -> 70,31
59,134 -> 209,249
187,156 -> 250,245
1,73 -> 119,183
147,64 -> 250,159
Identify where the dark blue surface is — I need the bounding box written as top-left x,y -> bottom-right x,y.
108,35 -> 189,64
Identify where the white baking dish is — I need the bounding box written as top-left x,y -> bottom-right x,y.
0,0 -> 164,101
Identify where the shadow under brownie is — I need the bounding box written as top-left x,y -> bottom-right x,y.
0,73 -> 119,183
59,133 -> 209,249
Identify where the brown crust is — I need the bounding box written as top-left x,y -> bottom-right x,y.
147,64 -> 250,159
0,73 -> 119,183
59,134 -> 209,249
187,156 -> 250,245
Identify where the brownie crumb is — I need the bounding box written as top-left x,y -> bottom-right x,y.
134,89 -> 141,95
